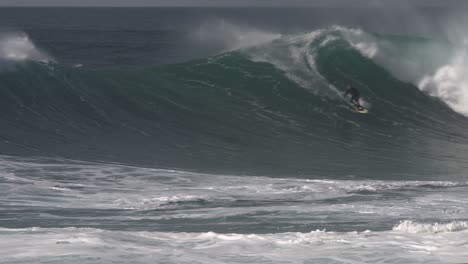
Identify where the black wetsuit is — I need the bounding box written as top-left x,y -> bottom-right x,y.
344,86 -> 361,107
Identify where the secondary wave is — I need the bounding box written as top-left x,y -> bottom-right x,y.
1,27 -> 468,180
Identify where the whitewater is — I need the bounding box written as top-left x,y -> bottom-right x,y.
1,155 -> 468,264
1,6 -> 468,264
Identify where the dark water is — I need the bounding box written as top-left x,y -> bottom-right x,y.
1,7 -> 468,264
0,8 -> 468,180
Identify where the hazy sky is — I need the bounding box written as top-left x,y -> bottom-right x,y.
0,0 -> 458,7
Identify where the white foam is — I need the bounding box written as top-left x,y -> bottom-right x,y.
1,157 -> 466,230
394,220 -> 468,233
418,49 -> 468,116
2,227 -> 468,264
334,27 -> 468,117
0,32 -> 52,63
114,194 -> 207,210
1,156 -> 468,263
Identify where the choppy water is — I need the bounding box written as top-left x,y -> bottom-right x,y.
1,7 -> 468,264
1,156 -> 468,263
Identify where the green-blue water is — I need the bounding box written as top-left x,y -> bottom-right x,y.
1,7 -> 468,264
1,28 -> 468,180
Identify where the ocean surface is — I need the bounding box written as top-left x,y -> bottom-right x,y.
1,7 -> 468,264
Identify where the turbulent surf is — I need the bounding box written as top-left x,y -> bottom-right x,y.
2,6 -> 468,262
1,27 -> 468,180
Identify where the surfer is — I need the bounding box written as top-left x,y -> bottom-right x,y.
344,85 -> 364,110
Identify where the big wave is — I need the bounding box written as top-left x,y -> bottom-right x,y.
1,27 -> 468,179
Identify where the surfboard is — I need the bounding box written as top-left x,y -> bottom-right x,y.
350,102 -> 368,114
357,107 -> 368,114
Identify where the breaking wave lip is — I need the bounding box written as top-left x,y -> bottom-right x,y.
0,31 -> 53,64
334,26 -> 468,118
246,25 -> 468,117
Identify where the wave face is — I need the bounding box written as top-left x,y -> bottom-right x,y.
2,28 -> 468,180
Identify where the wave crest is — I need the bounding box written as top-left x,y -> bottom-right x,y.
0,31 -> 52,64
